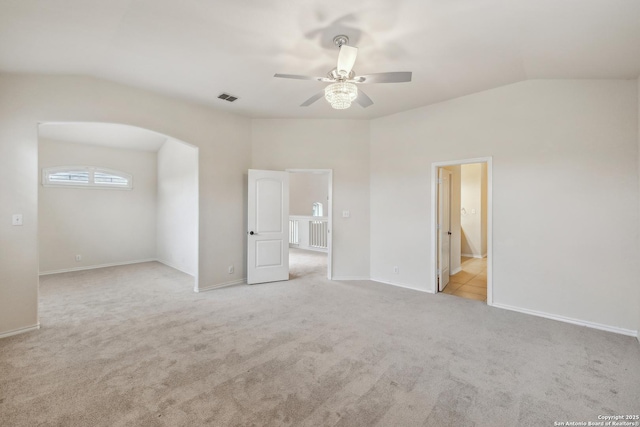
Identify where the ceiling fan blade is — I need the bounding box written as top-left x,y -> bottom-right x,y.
300,91 -> 325,107
274,73 -> 325,81
355,89 -> 373,108
354,71 -> 412,84
336,45 -> 358,77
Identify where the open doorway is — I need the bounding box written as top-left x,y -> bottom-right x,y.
431,158 -> 492,305
287,169 -> 332,280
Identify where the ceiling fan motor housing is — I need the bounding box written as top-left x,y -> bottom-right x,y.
333,35 -> 350,47
328,69 -> 356,81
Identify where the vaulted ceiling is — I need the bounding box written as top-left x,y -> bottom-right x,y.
1,0 -> 639,119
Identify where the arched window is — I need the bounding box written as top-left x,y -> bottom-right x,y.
312,202 -> 323,217
42,166 -> 132,189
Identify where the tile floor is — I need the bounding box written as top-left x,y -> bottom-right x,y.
442,256 -> 487,302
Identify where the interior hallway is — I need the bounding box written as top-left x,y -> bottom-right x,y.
442,256 -> 487,302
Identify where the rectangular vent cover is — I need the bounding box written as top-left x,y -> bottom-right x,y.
218,93 -> 238,102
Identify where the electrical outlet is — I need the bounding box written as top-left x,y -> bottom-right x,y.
228,264 -> 234,274
12,214 -> 23,226
393,266 -> 399,274
75,254 -> 82,262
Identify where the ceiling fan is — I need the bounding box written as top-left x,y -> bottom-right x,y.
274,35 -> 412,110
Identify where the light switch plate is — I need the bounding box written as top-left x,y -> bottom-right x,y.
12,214 -> 23,226
342,210 -> 350,218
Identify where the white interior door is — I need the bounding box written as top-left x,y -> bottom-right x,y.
438,168 -> 452,291
247,169 -> 289,285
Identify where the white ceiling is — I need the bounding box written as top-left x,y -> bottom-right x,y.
39,122 -> 168,151
2,0 -> 640,119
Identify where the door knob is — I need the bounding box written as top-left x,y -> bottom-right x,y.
447,231 -> 452,235
249,231 -> 255,235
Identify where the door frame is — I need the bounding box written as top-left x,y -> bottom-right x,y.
286,168 -> 333,280
430,157 -> 493,305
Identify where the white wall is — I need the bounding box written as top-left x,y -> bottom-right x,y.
289,172 -> 329,216
637,76 -> 640,341
157,138 -> 198,276
460,163 -> 487,258
0,74 -> 250,336
371,79 -> 639,333
251,119 -> 370,279
3,74 -> 638,339
38,139 -> 156,273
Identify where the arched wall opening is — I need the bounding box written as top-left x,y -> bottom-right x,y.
37,122 -> 199,290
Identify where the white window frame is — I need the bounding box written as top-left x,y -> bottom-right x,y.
42,166 -> 133,190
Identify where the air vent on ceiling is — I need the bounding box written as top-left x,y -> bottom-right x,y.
218,93 -> 238,102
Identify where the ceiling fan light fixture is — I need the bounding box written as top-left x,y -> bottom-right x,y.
324,82 -> 358,109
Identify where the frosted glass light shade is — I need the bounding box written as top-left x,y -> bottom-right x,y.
324,82 -> 358,109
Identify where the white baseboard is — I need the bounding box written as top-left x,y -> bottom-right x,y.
370,277 -> 434,294
197,278 -> 246,292
39,259 -> 157,276
450,266 -> 462,275
290,246 -> 328,253
461,253 -> 487,259
332,276 -> 370,281
156,259 -> 195,277
492,302 -> 638,337
0,323 -> 40,339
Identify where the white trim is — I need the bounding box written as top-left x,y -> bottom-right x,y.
461,253 -> 487,259
431,157 -> 493,305
370,278 -> 435,294
193,145 -> 200,293
296,246 -> 328,253
332,276 -> 371,281
492,303 -> 638,337
286,169 -> 333,280
0,324 -> 40,339
42,183 -> 132,191
156,259 -> 196,277
39,259 -> 157,276
196,278 -> 246,292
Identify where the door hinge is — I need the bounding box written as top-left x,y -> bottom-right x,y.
437,268 -> 441,276
437,178 -> 443,184
436,224 -> 441,230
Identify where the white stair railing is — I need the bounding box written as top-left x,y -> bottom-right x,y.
309,220 -> 327,249
289,215 -> 328,252
289,219 -> 299,245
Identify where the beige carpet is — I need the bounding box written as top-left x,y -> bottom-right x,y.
289,247 -> 327,280
1,252 -> 639,426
